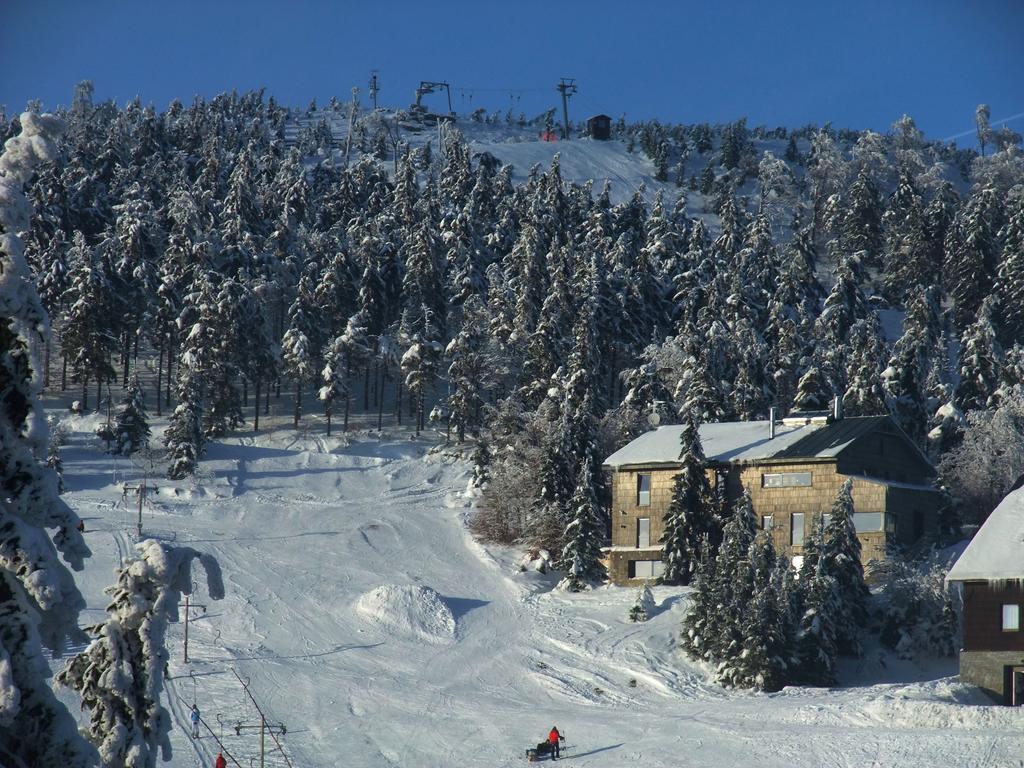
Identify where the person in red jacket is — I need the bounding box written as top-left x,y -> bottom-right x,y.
548,726 -> 561,760
215,753 -> 227,768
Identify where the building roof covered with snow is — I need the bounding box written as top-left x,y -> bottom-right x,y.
947,486 -> 1024,583
602,415 -> 906,469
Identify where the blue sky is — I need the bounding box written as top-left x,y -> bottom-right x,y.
2,0 -> 1022,145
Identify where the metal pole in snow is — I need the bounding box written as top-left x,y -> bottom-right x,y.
345,86 -> 360,165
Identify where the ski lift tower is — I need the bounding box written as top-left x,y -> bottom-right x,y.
369,70 -> 380,110
413,81 -> 453,118
556,77 -> 577,139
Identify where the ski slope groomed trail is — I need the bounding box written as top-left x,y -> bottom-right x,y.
54,415 -> 1024,768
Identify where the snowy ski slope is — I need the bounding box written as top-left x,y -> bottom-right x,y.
287,107 -> 693,206
52,411 -> 1024,768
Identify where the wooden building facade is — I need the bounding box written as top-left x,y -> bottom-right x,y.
948,488 -> 1024,704
602,413 -> 939,586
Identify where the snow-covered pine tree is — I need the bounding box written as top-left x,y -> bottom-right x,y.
113,374 -> 150,455
108,188 -> 161,387
0,110 -> 95,768
529,387 -> 573,552
238,275 -> 279,431
519,248 -> 572,407
661,413 -> 715,585
813,253 -> 868,396
401,305 -> 443,435
445,294 -> 489,443
676,346 -> 727,423
57,540 -> 224,768
558,452 -> 606,591
36,228 -> 69,387
470,438 -> 491,490
841,165 -> 882,267
726,534 -> 790,691
729,320 -> 769,420
165,374 -> 203,480
954,294 -> 1003,412
882,290 -> 941,444
201,277 -> 247,438
619,348 -> 674,425
320,309 -> 372,435
47,420 -> 66,494
283,266 -> 325,429
282,323 -> 312,428
402,213 -> 445,342
709,489 -> 757,671
822,479 -> 870,656
842,315 -> 887,416
793,548 -> 840,686
996,189 -> 1024,345
679,533 -> 720,661
881,168 -> 928,303
164,274 -> 217,479
793,363 -> 831,412
946,185 -> 1001,328
60,230 -> 117,410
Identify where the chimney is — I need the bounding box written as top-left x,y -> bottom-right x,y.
832,395 -> 843,421
768,407 -> 776,439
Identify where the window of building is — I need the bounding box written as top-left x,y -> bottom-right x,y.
762,472 -> 812,488
761,515 -> 774,531
637,474 -> 651,507
852,512 -> 884,532
791,513 -> 805,547
629,560 -> 665,579
637,518 -> 651,548
1003,604 -> 1020,632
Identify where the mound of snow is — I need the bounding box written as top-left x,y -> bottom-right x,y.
355,585 -> 456,644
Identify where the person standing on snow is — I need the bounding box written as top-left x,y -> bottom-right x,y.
215,752 -> 227,768
548,726 -> 561,760
190,704 -> 201,738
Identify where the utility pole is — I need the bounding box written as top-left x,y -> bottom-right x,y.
231,670 -> 291,768
103,392 -> 113,452
556,77 -> 577,140
369,70 -> 379,110
345,86 -> 360,164
177,585 -> 207,663
122,477 -> 153,538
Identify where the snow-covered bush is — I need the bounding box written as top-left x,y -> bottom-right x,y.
628,584 -> 655,622
47,428 -> 66,493
939,386 -> 1024,524
471,441 -> 537,544
875,558 -> 959,659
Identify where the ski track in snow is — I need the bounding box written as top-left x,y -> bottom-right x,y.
52,418 -> 1024,768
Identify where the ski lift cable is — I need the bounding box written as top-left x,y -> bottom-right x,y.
448,85 -> 546,93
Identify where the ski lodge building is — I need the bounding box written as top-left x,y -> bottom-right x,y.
601,409 -> 940,586
947,487 -> 1024,705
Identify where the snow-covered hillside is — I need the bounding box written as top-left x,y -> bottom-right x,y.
288,107 -> 698,205
53,412 -> 1024,768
